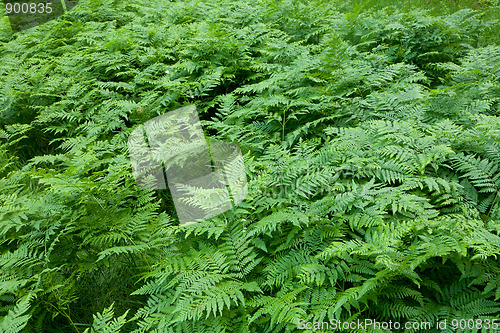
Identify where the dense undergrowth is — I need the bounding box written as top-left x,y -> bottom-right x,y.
0,0 -> 499,332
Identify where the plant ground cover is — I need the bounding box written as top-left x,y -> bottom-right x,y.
0,0 -> 500,332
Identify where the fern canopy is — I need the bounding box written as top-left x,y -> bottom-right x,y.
1,0 -> 500,332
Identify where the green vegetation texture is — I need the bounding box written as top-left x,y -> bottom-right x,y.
0,0 -> 499,332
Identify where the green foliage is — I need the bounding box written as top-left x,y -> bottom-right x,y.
0,294 -> 33,333
0,0 -> 499,332
83,304 -> 128,333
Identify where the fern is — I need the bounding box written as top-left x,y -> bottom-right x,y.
1,0 -> 499,331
